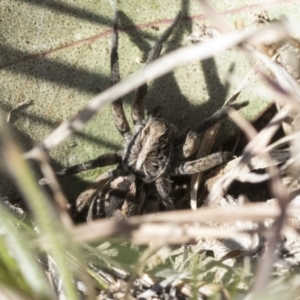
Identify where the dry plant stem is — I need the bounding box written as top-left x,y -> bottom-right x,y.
266,131 -> 300,151
197,0 -> 232,34
216,47 -> 300,295
255,50 -> 300,101
190,43 -> 276,204
190,90 -> 250,208
0,118 -> 92,300
24,22 -> 292,159
251,168 -> 289,298
188,26 -> 266,210
190,123 -> 220,210
137,203 -> 299,224
34,151 -> 73,228
207,105 -> 290,204
205,148 -> 290,188
190,53 -> 264,209
6,99 -> 33,123
74,221 -> 252,245
70,203 -> 300,244
0,286 -> 33,300
222,109 -> 290,297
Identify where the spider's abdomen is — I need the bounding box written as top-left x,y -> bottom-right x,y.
125,118 -> 177,182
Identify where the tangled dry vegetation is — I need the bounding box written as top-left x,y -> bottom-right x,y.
2,3 -> 300,300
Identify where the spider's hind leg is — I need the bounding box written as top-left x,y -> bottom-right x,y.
131,13 -> 182,125
111,11 -> 131,140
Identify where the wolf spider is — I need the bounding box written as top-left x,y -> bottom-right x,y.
53,12 -> 247,220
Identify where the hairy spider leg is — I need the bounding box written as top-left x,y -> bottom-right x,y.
131,12 -> 182,125
76,168 -> 117,213
55,153 -> 120,177
177,151 -> 233,175
111,11 -> 131,140
182,101 -> 249,158
38,153 -> 120,187
135,13 -> 181,211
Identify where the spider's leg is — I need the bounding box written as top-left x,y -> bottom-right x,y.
131,13 -> 181,125
76,168 -> 119,214
100,174 -> 143,219
182,101 -> 248,158
111,11 -> 131,140
176,151 -> 232,175
155,177 -> 175,210
56,153 -> 120,177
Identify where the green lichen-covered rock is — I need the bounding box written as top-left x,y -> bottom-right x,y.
0,0 -> 298,199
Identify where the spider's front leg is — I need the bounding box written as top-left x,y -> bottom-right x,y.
111,11 -> 131,140
39,153 -> 120,186
131,12 -> 182,125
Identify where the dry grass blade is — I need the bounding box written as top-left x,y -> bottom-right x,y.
266,131 -> 300,151
244,48 -> 300,300
205,148 -> 290,188
224,109 -> 290,297
190,123 -> 221,210
207,105 -> 290,204
197,0 -> 232,34
70,203 -> 300,245
34,150 -> 73,228
214,44 -> 300,293
6,99 -> 33,123
255,50 -> 300,100
5,5 -> 300,300
0,117 -> 96,300
24,21 -> 293,159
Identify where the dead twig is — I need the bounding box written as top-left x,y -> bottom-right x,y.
24,21 -> 293,160
69,203 -> 300,245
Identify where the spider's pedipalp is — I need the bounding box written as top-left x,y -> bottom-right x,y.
111,11 -> 131,140
177,151 -> 233,175
155,177 -> 175,210
182,101 -> 248,157
131,12 -> 182,125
